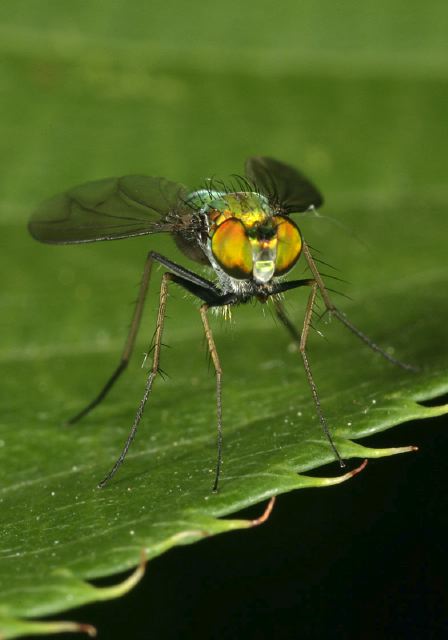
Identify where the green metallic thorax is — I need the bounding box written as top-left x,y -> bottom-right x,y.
187,190 -> 273,231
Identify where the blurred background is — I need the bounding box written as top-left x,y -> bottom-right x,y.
1,1 -> 447,638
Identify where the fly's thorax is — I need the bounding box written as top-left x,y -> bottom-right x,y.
201,192 -> 302,284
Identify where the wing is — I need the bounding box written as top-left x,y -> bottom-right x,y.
245,156 -> 324,214
28,175 -> 189,244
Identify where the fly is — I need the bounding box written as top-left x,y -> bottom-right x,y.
28,157 -> 415,491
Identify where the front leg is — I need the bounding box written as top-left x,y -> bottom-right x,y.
98,270 -> 172,487
200,305 -> 224,492
98,258 -> 233,490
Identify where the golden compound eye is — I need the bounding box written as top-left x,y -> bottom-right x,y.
211,218 -> 253,279
273,216 -> 302,275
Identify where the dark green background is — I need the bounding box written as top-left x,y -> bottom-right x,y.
1,1 -> 447,638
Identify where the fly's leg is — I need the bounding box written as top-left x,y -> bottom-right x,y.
98,271 -> 172,488
302,242 -> 417,371
200,305 -> 223,493
96,255 -> 235,489
274,287 -> 345,467
67,252 -> 155,425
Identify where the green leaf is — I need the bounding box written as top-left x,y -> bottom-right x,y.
1,1 -> 447,637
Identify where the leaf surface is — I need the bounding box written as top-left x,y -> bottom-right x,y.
0,1 -> 447,636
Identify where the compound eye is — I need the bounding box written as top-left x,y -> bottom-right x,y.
211,218 -> 253,279
274,216 -> 302,275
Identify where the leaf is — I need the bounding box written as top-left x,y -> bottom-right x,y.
0,1 -> 447,637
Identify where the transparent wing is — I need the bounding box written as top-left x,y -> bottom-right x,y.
28,175 -> 189,244
245,156 -> 324,213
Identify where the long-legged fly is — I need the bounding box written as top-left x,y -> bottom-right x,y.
29,157 -> 415,491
